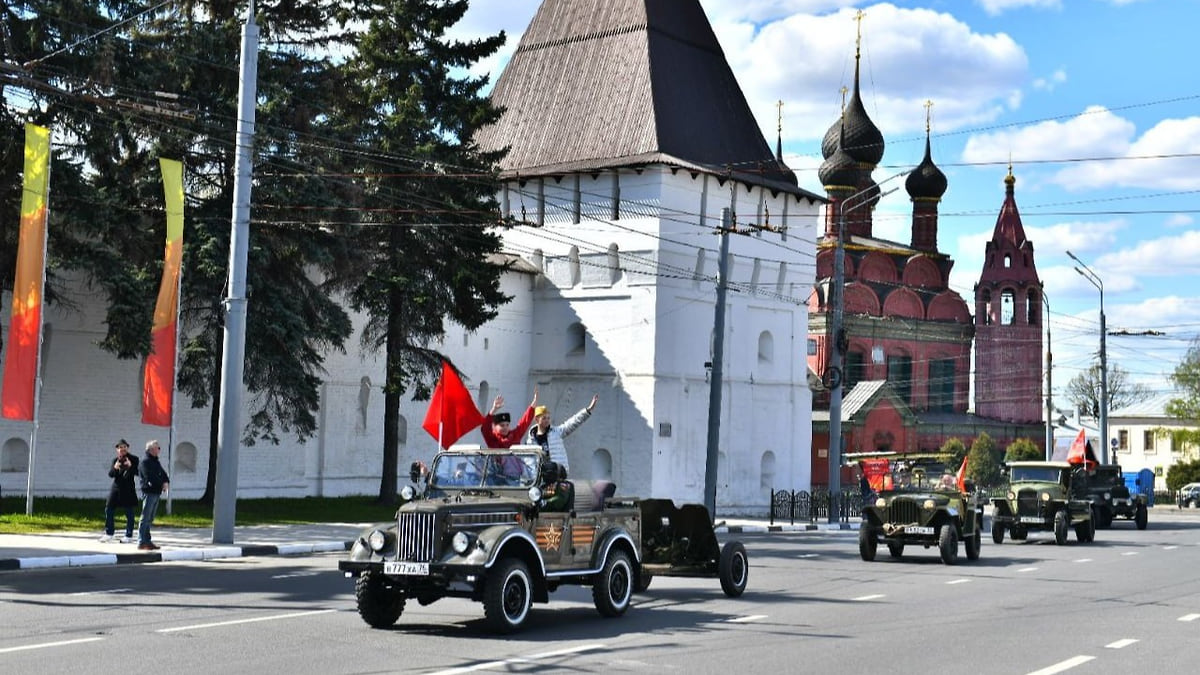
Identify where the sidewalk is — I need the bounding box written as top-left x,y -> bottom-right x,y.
0,518 -> 848,573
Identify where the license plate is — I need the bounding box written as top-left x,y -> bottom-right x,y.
906,526 -> 934,535
1019,516 -> 1043,524
384,561 -> 429,576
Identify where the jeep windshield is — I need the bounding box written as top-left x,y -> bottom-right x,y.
1010,466 -> 1064,483
430,450 -> 541,489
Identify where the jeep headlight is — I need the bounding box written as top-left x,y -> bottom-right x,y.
1103,492 -> 1111,500
452,531 -> 475,555
366,529 -> 388,553
1041,492 -> 1051,501
1008,491 -> 1015,501
923,499 -> 935,510
875,497 -> 887,508
400,485 -> 415,500
528,486 -> 542,503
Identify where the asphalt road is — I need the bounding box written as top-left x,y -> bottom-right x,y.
2,516 -> 1198,675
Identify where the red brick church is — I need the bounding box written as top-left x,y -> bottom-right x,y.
807,39 -> 1045,485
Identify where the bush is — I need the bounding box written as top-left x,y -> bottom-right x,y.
1005,438 -> 1043,462
1166,458 -> 1200,491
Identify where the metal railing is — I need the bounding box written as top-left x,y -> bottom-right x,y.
769,488 -> 864,525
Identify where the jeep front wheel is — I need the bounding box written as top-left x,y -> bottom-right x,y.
484,558 -> 533,633
1135,504 -> 1148,530
965,525 -> 981,561
938,523 -> 958,565
355,570 -> 406,628
593,549 -> 634,617
859,526 -> 878,561
991,521 -> 1005,544
719,541 -> 749,597
1053,510 -> 1069,545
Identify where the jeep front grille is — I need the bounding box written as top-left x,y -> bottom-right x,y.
397,512 -> 437,562
1016,489 -> 1040,517
887,499 -> 921,524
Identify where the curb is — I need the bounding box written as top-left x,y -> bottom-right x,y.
0,541 -> 353,572
718,522 -> 860,534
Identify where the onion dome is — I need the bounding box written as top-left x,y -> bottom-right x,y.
821,118 -> 841,159
905,135 -> 947,200
841,86 -> 884,165
818,124 -> 858,189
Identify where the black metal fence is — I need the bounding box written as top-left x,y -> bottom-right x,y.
770,487 -> 865,525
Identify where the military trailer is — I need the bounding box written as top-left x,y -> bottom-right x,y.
1086,464 -> 1148,529
338,445 -> 748,634
858,456 -> 985,565
991,461 -> 1095,545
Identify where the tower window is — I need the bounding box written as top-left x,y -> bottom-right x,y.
1001,290 -> 1015,325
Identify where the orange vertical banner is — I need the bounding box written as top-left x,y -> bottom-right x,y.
142,158 -> 184,426
2,124 -> 51,421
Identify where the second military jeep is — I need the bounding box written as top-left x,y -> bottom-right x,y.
1086,464 -> 1148,529
858,457 -> 985,565
991,461 -> 1095,545
338,445 -> 748,634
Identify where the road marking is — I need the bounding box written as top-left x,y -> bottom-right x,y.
68,588 -> 133,596
946,579 -> 971,585
797,553 -> 819,558
426,644 -> 606,675
156,609 -> 337,633
1073,558 -> 1092,563
1164,545 -> 1178,550
1018,567 -> 1038,573
1179,613 -> 1200,622
1105,638 -> 1138,649
1121,552 -> 1139,556
0,637 -> 104,654
270,572 -> 320,579
853,594 -> 885,601
727,615 -> 766,623
1026,655 -> 1095,675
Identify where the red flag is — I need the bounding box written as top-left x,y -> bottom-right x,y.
422,361 -> 484,449
2,124 -> 50,420
1066,428 -> 1097,470
142,158 -> 184,426
956,455 -> 969,492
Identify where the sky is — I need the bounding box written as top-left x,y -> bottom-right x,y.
450,0 -> 1200,405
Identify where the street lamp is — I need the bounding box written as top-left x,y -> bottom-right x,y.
827,171 -> 907,524
1066,250 -> 1108,464
1043,290 -> 1054,460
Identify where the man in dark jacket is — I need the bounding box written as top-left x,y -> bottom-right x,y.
136,440 -> 170,550
101,439 -> 139,542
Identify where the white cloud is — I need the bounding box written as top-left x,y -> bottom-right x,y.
977,0 -> 1062,15
1096,229 -> 1200,277
1032,68 -> 1067,91
1165,213 -> 1194,228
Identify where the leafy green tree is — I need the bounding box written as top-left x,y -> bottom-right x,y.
1166,336 -> 1200,450
1005,437 -> 1043,462
967,432 -> 1003,487
1065,360 -> 1149,420
939,438 -> 967,467
328,0 -> 510,504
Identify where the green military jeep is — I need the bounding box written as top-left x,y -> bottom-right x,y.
858,457 -> 984,565
1087,464 -> 1148,529
991,461 -> 1095,545
338,445 -> 748,634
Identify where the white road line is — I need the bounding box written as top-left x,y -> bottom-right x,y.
1018,567 -> 1038,573
270,572 -> 320,579
156,609 -> 337,633
1026,655 -> 1095,675
1121,552 -> 1139,556
1073,558 -> 1092,563
853,594 -> 885,601
1105,638 -> 1138,649
1164,545 -> 1178,550
727,615 -> 767,623
0,637 -> 104,654
68,588 -> 133,596
798,553 -> 819,558
946,579 -> 971,585
426,644 -> 606,675
1179,613 -> 1200,622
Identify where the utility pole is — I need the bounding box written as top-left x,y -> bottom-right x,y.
213,1 -> 258,544
704,208 -> 733,521
1067,251 -> 1108,464
1044,291 -> 1053,460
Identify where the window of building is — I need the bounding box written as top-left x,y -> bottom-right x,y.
174,443 -> 197,474
758,331 -> 774,364
887,354 -> 913,404
846,351 -> 866,390
478,381 -> 489,413
760,451 -> 776,490
607,243 -> 621,285
1144,430 -> 1156,454
2,438 -> 29,472
929,359 -> 956,412
568,246 -> 581,286
807,338 -> 817,356
1118,429 -> 1129,451
567,322 -> 586,356
1000,290 -> 1015,325
591,448 -> 613,480
980,289 -> 993,326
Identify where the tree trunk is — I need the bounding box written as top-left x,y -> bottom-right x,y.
198,331 -> 224,506
377,283 -> 405,505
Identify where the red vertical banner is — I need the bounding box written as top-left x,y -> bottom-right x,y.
422,361 -> 484,449
956,455 -> 969,492
2,124 -> 51,421
142,158 -> 184,426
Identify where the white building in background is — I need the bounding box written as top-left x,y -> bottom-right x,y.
1,0 -> 820,514
1109,392 -> 1198,492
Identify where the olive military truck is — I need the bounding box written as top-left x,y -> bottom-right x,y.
1087,463 -> 1148,529
990,461 -> 1095,545
858,456 -> 985,565
338,445 -> 749,634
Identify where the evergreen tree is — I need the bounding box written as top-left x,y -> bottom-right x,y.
1005,437 -> 1043,462
939,437 -> 967,467
328,0 -> 510,503
967,432 -> 1002,487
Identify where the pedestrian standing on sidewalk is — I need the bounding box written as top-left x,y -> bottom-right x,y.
101,439 -> 139,543
136,440 -> 170,551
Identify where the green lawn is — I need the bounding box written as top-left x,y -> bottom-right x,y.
0,495 -> 398,534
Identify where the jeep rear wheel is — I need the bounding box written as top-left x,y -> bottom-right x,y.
1135,504 -> 1148,530
1075,516 -> 1093,543
355,570 -> 406,628
484,558 -> 533,633
859,526 -> 877,561
1096,506 -> 1113,529
991,521 -> 1005,544
719,542 -> 749,598
965,525 -> 981,561
1053,510 -> 1069,545
887,542 -> 904,558
594,549 -> 635,616
938,523 -> 958,565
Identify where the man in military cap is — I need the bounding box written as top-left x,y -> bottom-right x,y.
481,388 -> 539,448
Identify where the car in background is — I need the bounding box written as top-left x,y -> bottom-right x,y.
1180,482 -> 1200,508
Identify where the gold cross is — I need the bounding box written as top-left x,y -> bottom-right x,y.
854,9 -> 866,57
924,99 -> 933,133
776,100 -> 784,135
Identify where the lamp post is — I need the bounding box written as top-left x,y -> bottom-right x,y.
1066,251 -> 1107,464
1043,290 -> 1053,460
826,172 -> 906,524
